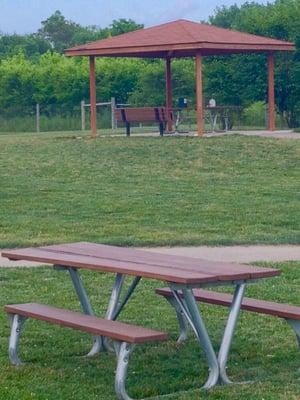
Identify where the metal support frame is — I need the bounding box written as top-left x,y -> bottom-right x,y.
218,283 -> 246,384
67,267 -> 103,356
169,282 -> 247,389
8,313 -> 27,365
182,288 -> 220,389
56,266 -> 141,355
104,274 -> 141,351
164,296 -> 189,343
287,319 -> 300,346
106,274 -> 141,321
114,341 -> 135,400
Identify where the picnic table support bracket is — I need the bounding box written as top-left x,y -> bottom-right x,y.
287,320 -> 300,346
104,274 -> 141,352
114,341 -> 135,400
106,274 -> 142,321
8,314 -> 27,365
165,295 -> 189,343
218,283 -> 246,385
170,285 -> 219,389
67,267 -> 103,356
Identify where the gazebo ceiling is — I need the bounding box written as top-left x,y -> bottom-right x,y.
65,19 -> 295,58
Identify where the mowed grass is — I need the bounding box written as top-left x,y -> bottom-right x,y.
0,131 -> 299,248
0,262 -> 300,400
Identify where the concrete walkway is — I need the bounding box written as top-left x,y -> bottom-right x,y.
141,245 -> 300,263
117,129 -> 300,139
204,129 -> 300,139
1,245 -> 299,268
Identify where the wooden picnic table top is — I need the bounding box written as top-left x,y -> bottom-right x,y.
2,242 -> 280,285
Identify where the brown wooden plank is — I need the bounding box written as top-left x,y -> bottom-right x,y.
1,247 -> 215,284
156,288 -> 300,320
40,242 -> 279,281
4,303 -> 168,343
42,243 -> 252,281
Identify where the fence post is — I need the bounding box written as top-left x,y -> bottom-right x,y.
81,100 -> 86,131
36,103 -> 40,133
111,97 -> 116,131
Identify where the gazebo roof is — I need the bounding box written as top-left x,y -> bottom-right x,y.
65,19 -> 295,58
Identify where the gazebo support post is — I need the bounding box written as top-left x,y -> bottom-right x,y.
267,53 -> 275,131
195,52 -> 204,136
165,57 -> 173,133
89,56 -> 97,137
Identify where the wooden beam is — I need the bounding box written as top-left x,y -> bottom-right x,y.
267,53 -> 275,131
89,56 -> 97,137
165,57 -> 173,132
195,52 -> 204,136
65,42 -> 295,58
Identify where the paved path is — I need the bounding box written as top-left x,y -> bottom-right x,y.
116,130 -> 300,139
204,130 -> 300,139
141,245 -> 300,263
1,245 -> 299,268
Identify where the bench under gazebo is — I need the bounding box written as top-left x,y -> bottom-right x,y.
65,19 -> 295,137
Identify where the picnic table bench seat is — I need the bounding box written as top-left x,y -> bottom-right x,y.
5,303 -> 168,400
156,288 -> 300,345
115,107 -> 172,136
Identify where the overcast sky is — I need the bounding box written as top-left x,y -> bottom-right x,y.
0,0 -> 269,34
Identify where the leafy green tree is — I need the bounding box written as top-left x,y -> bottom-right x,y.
0,34 -> 50,59
0,53 -> 37,114
38,10 -> 83,52
109,19 -> 143,36
208,0 -> 300,127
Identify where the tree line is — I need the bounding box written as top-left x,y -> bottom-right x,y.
0,1 -> 299,128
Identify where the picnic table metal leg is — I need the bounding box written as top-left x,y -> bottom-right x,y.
287,320 -> 300,346
182,288 -> 220,389
103,274 -> 141,352
114,341 -> 135,400
164,295 -> 189,343
68,267 -> 103,356
218,283 -> 246,385
8,314 -> 27,365
170,285 -> 219,389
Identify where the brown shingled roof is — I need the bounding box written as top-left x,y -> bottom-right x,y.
65,19 -> 295,58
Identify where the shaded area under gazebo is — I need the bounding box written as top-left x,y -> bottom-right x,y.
65,19 -> 295,137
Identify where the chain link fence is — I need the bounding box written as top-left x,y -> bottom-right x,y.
0,100 -> 287,134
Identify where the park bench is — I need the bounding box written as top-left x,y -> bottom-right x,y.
114,107 -> 171,136
156,288 -> 300,345
5,302 -> 168,400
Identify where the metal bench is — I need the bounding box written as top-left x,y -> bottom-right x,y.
114,107 -> 171,136
156,288 -> 300,345
5,303 -> 168,400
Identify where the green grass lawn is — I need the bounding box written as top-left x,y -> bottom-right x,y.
0,262 -> 299,400
0,131 -> 299,248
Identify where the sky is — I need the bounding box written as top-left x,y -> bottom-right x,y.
0,0 -> 269,35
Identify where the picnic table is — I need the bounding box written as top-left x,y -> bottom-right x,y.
3,242 -> 280,396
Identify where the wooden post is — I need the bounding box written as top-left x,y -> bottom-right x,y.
81,100 -> 85,131
36,103 -> 40,133
165,57 -> 173,133
267,53 -> 275,131
195,52 -> 204,136
111,97 -> 116,131
89,56 -> 97,137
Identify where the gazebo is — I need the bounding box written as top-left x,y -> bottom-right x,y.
65,19 -> 295,137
